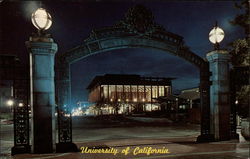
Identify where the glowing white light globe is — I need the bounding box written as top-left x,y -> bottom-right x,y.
31,8 -> 52,30
6,100 -> 14,106
18,103 -> 24,107
209,26 -> 225,44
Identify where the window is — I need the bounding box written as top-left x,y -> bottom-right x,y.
138,85 -> 145,102
152,86 -> 158,98
145,86 -> 151,102
102,85 -> 108,99
124,85 -> 130,102
131,85 -> 137,102
109,85 -> 115,101
116,85 -> 123,102
159,86 -> 164,97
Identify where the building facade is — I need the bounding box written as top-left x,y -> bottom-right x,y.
87,74 -> 174,115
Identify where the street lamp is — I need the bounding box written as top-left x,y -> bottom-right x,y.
6,99 -> 14,107
209,22 -> 225,50
31,8 -> 52,31
26,6 -> 58,154
6,99 -> 14,114
18,103 -> 24,107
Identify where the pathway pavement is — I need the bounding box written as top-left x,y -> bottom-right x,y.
4,138 -> 250,159
0,116 -> 249,159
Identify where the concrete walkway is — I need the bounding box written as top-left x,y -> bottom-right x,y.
4,138 -> 250,159
1,116 -> 249,159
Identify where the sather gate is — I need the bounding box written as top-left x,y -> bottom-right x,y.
55,5 -> 236,151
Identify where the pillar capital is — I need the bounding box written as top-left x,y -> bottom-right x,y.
26,36 -> 58,55
206,50 -> 231,62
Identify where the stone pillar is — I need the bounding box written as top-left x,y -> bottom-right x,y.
207,50 -> 231,141
26,36 -> 57,153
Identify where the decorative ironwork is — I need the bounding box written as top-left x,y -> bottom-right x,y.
11,62 -> 31,155
199,65 -> 211,135
13,103 -> 29,146
116,5 -> 164,35
88,42 -> 100,52
57,106 -> 72,143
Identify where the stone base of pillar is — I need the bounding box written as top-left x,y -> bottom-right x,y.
11,145 -> 31,156
217,135 -> 231,141
196,134 -> 215,143
231,133 -> 239,140
56,142 -> 79,153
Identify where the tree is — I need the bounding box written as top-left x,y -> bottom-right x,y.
229,0 -> 250,118
230,0 -> 250,66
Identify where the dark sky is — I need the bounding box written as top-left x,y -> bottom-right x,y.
1,0 -> 244,105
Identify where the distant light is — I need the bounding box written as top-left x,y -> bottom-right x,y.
235,100 -> 238,104
209,24 -> 224,44
110,99 -> 113,102
6,100 -> 14,106
133,98 -> 137,102
142,98 -> 145,102
118,99 -> 121,102
31,8 -> 52,30
18,103 -> 24,107
64,113 -> 70,117
126,99 -> 129,102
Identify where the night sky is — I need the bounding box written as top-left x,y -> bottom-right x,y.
1,1 -> 244,105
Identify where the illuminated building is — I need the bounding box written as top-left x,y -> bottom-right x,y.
87,74 -> 174,115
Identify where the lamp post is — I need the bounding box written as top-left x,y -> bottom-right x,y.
206,22 -> 231,141
209,22 -> 225,50
31,8 -> 52,32
26,8 -> 58,153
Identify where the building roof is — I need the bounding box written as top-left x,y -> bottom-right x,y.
155,95 -> 179,102
179,87 -> 200,100
87,74 -> 176,89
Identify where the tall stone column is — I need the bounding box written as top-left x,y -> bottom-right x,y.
26,36 -> 57,153
207,50 -> 231,141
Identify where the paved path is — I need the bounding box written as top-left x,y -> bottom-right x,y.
4,138 -> 250,159
1,116 -> 249,159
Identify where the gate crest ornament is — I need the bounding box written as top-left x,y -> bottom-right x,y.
116,5 -> 165,35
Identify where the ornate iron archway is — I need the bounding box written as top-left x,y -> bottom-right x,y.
55,5 -> 211,150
